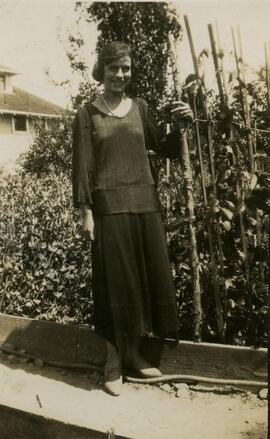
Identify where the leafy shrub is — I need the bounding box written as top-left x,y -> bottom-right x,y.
0,170 -> 93,324
19,115 -> 73,176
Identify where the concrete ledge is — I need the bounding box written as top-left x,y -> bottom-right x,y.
0,313 -> 267,383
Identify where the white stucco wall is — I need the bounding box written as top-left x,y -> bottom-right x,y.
0,115 -> 34,171
0,134 -> 34,171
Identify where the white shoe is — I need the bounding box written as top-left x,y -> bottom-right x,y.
104,341 -> 122,396
104,368 -> 122,396
125,355 -> 162,378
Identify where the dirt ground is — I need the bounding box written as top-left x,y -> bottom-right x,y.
0,351 -> 267,439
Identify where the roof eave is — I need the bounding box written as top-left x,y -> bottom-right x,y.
0,69 -> 17,76
0,109 -> 64,118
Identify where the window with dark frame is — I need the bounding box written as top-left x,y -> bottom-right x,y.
0,76 -> 5,91
14,115 -> 27,132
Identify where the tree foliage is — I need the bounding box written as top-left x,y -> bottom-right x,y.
69,2 -> 181,113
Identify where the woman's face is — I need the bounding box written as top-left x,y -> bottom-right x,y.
103,55 -> 131,94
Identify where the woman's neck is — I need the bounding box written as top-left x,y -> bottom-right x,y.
103,91 -> 125,108
94,92 -> 132,118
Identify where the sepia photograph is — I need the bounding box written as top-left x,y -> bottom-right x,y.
0,0 -> 268,437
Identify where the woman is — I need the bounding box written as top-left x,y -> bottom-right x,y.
72,41 -> 192,396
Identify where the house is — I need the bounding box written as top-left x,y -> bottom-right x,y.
0,64 -> 64,170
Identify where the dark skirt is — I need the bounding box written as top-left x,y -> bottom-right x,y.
92,212 -> 179,347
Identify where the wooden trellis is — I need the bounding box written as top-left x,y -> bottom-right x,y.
166,18 -> 270,343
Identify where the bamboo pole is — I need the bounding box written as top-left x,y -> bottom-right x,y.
184,15 -> 207,120
230,126 -> 250,287
230,27 -> 251,287
231,28 -> 247,124
235,26 -> 265,286
207,23 -> 251,293
253,124 -> 265,282
231,27 -> 254,172
192,94 -> 225,341
236,25 -> 255,173
206,24 -> 231,289
208,24 -> 225,108
168,33 -> 202,342
236,25 -> 249,120
265,42 -> 270,116
204,23 -> 227,287
184,17 -> 219,206
166,124 -> 171,217
165,124 -> 171,244
187,16 -> 226,285
215,21 -> 228,103
184,15 -> 225,340
186,18 -> 218,199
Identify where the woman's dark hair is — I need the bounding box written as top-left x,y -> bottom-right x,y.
92,41 -> 135,83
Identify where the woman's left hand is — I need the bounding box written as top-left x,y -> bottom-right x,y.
170,101 -> 193,123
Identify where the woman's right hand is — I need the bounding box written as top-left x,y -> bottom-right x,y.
82,208 -> 95,241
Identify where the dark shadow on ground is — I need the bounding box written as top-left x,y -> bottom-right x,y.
0,353 -> 103,393
0,317 -> 108,393
0,317 -> 160,394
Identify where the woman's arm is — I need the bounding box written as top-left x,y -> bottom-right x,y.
72,108 -> 93,208
72,108 -> 95,240
141,99 -> 192,160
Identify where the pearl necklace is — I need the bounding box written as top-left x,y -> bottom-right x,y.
101,95 -> 127,118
